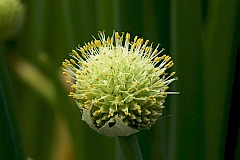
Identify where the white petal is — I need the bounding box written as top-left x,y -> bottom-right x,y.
82,109 -> 139,137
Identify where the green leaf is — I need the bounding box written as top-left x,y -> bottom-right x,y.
0,42 -> 26,160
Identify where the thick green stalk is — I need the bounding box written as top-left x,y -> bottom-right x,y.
203,0 -> 239,159
0,42 -> 26,159
170,0 -> 205,159
118,134 -> 143,160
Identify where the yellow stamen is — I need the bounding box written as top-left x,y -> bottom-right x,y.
134,36 -> 138,43
115,32 -> 120,38
145,40 -> 149,45
170,71 -> 176,76
164,86 -> 169,90
66,80 -> 71,84
63,72 -> 68,76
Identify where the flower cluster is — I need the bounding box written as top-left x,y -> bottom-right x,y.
0,0 -> 25,39
62,31 -> 178,136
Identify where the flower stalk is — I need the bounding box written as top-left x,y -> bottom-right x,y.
118,134 -> 143,160
0,42 -> 26,160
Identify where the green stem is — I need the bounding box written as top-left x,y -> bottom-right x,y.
117,134 -> 143,160
0,42 -> 26,159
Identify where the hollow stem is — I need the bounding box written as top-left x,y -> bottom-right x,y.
117,134 -> 143,160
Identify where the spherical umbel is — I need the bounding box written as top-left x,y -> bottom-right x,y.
62,31 -> 178,137
0,0 -> 25,39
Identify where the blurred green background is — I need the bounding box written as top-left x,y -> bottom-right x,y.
1,0 -> 240,159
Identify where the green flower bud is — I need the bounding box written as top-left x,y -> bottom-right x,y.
62,31 -> 178,137
0,0 -> 25,39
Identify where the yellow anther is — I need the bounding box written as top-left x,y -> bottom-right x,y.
136,39 -> 141,47
135,105 -> 141,110
132,42 -> 136,49
164,86 -> 169,90
149,95 -> 154,99
115,96 -> 119,100
109,112 -> 114,116
68,92 -> 74,96
70,85 -> 76,90
63,72 -> 68,76
72,50 -> 78,56
93,110 -> 99,115
149,46 -> 153,52
153,50 -> 158,55
136,81 -> 140,85
73,95 -> 79,99
154,57 -> 160,63
86,69 -> 90,73
76,54 -> 81,59
147,75 -> 151,79
155,68 -> 159,72
91,41 -> 95,47
106,36 -> 111,45
170,71 -> 176,76
70,59 -> 76,64
65,59 -> 70,64
115,32 -> 120,38
72,68 -> 77,72
168,61 -> 174,68
80,50 -> 86,58
96,77 -> 99,81
137,109 -> 141,113
145,46 -> 150,52
160,70 -> 165,75
95,101 -> 99,105
62,63 -> 67,68
66,80 -> 71,84
119,37 -> 123,44
128,88 -> 132,91
87,42 -> 92,50
145,40 -> 149,45
164,55 -> 169,61
161,54 -> 166,59
164,56 -> 171,62
158,83 -> 164,87
134,36 -> 138,43
138,38 -> 143,45
164,64 -> 169,68
126,33 -> 130,41
95,40 -> 101,47
162,92 -> 167,96
82,46 -> 87,51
